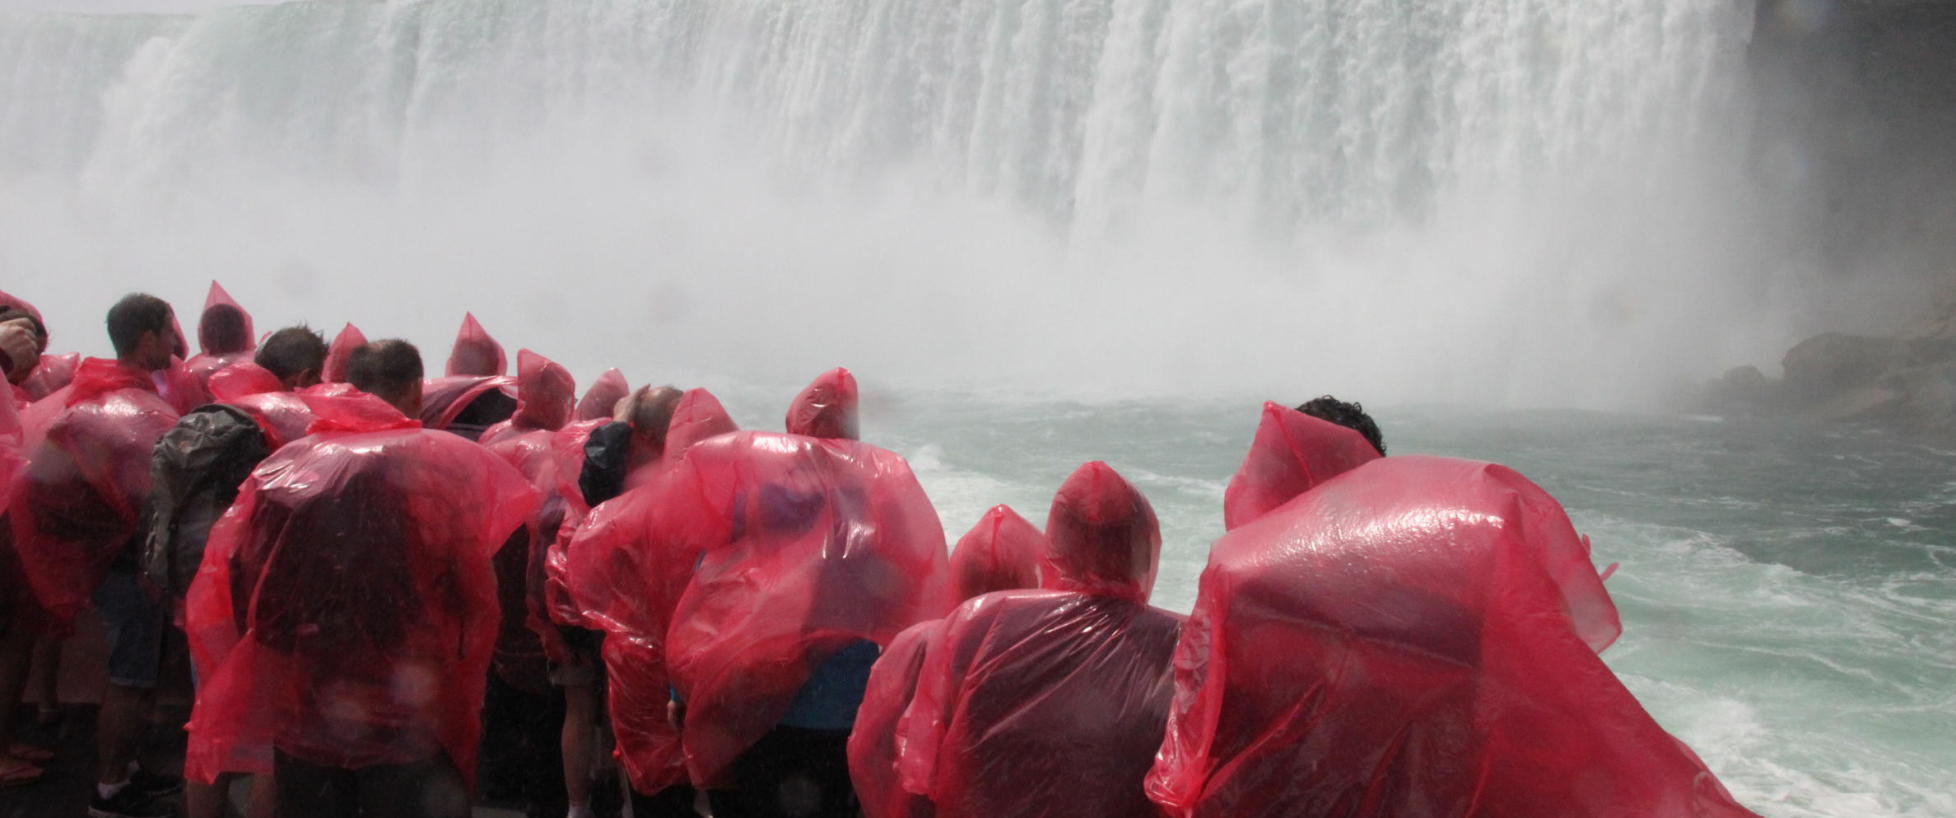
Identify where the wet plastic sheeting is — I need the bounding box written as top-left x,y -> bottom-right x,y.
850,506 -> 1048,818
1145,456 -> 1756,818
481,350 -> 575,446
947,504 -> 1048,607
553,389 -> 737,794
7,359 -> 180,628
786,367 -> 859,440
183,389 -> 537,782
446,313 -> 507,377
663,430 -> 951,786
420,375 -> 516,441
895,462 -> 1182,818
576,368 -> 629,422
1222,402 -> 1380,531
0,391 -> 30,629
207,362 -> 285,403
480,351 -> 577,689
21,353 -> 79,402
196,281 -> 255,357
322,323 -> 366,384
848,621 -> 940,818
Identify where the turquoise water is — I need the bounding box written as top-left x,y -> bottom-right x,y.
747,392 -> 1954,818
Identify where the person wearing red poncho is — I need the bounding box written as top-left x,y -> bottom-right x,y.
183,281 -> 257,388
657,368 -> 951,818
847,504 -> 1051,818
8,295 -> 186,816
250,326 -> 330,393
558,386 -> 730,818
1222,399 -> 1384,531
0,299 -> 59,791
322,323 -> 368,384
0,368 -> 42,790
891,462 -> 1182,818
477,350 -> 580,818
1145,443 -> 1759,817
182,339 -> 538,818
446,312 -> 507,377
0,306 -> 46,401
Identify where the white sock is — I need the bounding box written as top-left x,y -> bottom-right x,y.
97,779 -> 130,800
566,804 -> 595,818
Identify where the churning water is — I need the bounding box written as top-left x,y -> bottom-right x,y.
4,1 -> 1948,815
841,393 -> 1956,818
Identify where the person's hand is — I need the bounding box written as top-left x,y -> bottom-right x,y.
0,322 -> 39,384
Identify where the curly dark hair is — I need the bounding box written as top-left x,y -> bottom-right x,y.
1295,395 -> 1385,456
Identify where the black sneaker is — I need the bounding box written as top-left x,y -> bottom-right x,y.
130,767 -> 184,797
87,786 -> 174,818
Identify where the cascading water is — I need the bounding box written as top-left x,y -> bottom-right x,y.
1,0 -> 1792,405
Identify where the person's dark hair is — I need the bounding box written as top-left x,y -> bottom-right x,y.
347,340 -> 424,408
255,325 -> 329,383
0,308 -> 48,350
199,304 -> 251,355
1296,395 -> 1386,456
106,293 -> 175,359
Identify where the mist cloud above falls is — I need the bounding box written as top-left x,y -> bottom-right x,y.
0,0 -> 1814,408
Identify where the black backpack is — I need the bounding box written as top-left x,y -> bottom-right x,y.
141,405 -> 273,601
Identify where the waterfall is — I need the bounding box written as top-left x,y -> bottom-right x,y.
0,0 -> 1778,406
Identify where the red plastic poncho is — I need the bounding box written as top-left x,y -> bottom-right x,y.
226,389 -> 318,452
21,352 -> 79,402
183,389 -> 537,783
577,368 -> 630,422
481,350 -> 575,446
322,324 -> 366,384
894,462 -> 1183,818
662,430 -> 951,786
554,388 -> 737,794
0,290 -> 43,333
445,313 -> 507,377
542,388 -> 738,635
1144,455 -> 1756,818
207,362 -> 285,404
948,504 -> 1048,601
1223,402 -> 1381,531
850,505 -> 1051,818
8,360 -> 181,628
786,367 -> 859,440
479,351 -> 577,688
420,375 -> 517,441
0,392 -> 32,630
184,282 -> 256,386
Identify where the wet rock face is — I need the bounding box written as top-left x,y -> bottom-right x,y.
1708,297 -> 1956,437
1781,334 -> 1909,404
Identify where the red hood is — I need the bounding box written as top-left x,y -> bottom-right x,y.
509,350 -> 575,432
323,323 -> 367,384
1043,461 -> 1160,604
666,388 -> 738,458
0,290 -> 45,341
445,312 -> 507,377
197,281 -> 255,357
786,367 -> 858,440
949,504 -> 1049,602
1223,402 -> 1383,530
576,368 -> 630,422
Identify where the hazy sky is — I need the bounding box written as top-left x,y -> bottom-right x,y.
0,0 -> 276,12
